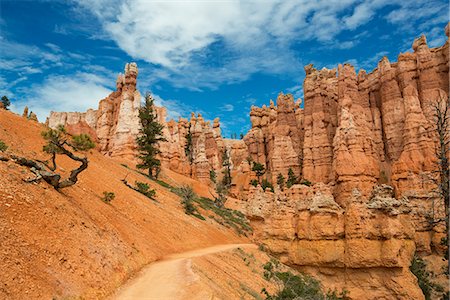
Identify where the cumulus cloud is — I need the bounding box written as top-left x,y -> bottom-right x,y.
17,72 -> 112,122
72,0 -> 447,90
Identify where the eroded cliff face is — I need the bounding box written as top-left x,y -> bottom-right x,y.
45,27 -> 449,299
158,112 -> 225,183
47,63 -> 141,161
243,27 -> 449,299
243,32 -> 448,205
246,184 -> 423,299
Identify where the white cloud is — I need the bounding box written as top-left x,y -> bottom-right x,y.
73,0 -> 447,90
286,84 -> 304,99
221,104 -> 234,112
17,72 -> 112,122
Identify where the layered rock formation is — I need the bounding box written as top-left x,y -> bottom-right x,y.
47,63 -> 141,160
45,27 -> 449,299
158,112 -> 225,183
242,27 -> 449,299
242,28 -> 449,206
246,184 -> 423,299
244,94 -> 303,184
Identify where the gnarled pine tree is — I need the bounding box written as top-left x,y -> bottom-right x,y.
136,93 -> 167,179
14,125 -> 95,189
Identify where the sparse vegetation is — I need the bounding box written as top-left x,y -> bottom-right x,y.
135,181 -> 156,198
101,191 -> 115,203
410,255 -> 444,300
209,169 -> 216,183
1,95 -> 10,109
194,196 -> 252,235
212,181 -> 228,208
250,179 -> 259,187
300,178 -> 312,187
252,162 -> 266,183
261,179 -> 274,192
136,92 -> 167,179
262,260 -> 347,300
286,168 -> 298,188
0,140 -> 8,152
122,178 -> 157,200
71,133 -> 96,151
14,125 -> 95,190
177,185 -> 201,218
277,173 -> 285,190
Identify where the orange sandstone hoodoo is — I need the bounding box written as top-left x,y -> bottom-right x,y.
44,24 -> 449,299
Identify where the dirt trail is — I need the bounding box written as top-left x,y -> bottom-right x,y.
113,243 -> 257,300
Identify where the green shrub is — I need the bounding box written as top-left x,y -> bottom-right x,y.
178,185 -> 196,215
250,179 -> 259,187
286,168 -> 298,188
277,173 -> 285,190
252,162 -> 266,180
261,179 -> 274,192
1,96 -> 10,109
262,260 -> 347,300
300,179 -> 312,186
101,191 -> 115,203
135,181 -> 156,198
410,255 -> 443,300
0,140 -> 8,152
209,169 -> 216,183
71,134 -> 95,151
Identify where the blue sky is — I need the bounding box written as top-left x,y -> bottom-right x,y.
0,0 -> 448,137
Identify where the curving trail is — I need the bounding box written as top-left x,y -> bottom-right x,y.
113,243 -> 257,300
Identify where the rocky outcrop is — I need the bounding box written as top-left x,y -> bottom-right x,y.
243,93 -> 303,184
159,113 -> 225,183
242,27 -> 449,206
47,63 -> 141,160
246,184 -> 423,299
43,27 -> 448,299
242,27 -> 449,299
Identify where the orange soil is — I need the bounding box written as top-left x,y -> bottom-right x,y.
0,110 -> 248,299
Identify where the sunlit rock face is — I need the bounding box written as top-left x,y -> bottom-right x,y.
46,26 -> 449,299
243,27 -> 449,300
47,62 -> 141,161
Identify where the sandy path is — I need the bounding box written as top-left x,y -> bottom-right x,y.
113,243 -> 256,300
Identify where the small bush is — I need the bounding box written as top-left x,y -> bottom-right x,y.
71,134 -> 95,151
286,167 -> 298,188
250,179 -> 259,187
277,173 -> 285,190
410,255 -> 443,300
101,191 -> 115,203
261,179 -> 274,192
209,169 -> 216,183
300,178 -> 312,186
262,260 -> 347,300
178,185 -> 196,215
135,181 -> 156,198
0,140 -> 8,152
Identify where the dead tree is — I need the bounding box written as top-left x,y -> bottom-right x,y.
429,95 -> 450,270
13,125 -> 95,190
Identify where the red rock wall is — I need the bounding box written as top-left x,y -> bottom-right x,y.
47,63 -> 141,161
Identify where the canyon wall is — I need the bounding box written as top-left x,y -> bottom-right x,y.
46,26 -> 449,299
246,184 -> 423,299
243,27 -> 449,299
